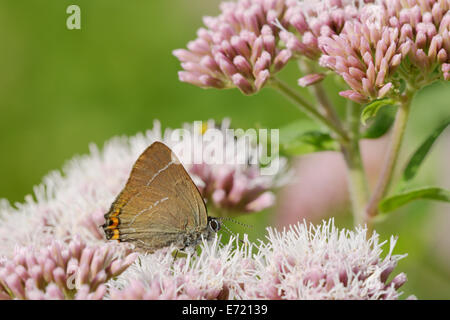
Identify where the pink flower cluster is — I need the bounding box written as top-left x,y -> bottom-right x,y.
174,0 -> 449,103
0,237 -> 136,299
0,120 -> 282,299
108,237 -> 251,299
0,130 -> 411,300
243,220 -> 411,299
173,0 -> 292,94
156,119 -> 282,215
0,120 -> 277,260
319,21 -> 407,103
190,163 -> 276,213
281,0 -> 367,60
176,120 -> 280,215
107,220 -> 412,300
375,0 -> 449,80
319,0 -> 450,102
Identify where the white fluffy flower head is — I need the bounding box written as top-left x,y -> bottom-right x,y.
245,219 -> 409,299
107,219 -> 410,300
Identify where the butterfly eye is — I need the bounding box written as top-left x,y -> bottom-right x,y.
209,218 -> 221,232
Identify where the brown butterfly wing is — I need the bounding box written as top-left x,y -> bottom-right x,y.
103,142 -> 208,252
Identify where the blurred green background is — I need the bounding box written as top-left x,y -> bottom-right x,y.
0,0 -> 449,299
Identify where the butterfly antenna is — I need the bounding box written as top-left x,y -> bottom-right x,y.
218,217 -> 254,229
220,222 -> 245,245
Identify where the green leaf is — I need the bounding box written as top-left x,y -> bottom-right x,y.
362,105 -> 396,139
379,187 -> 450,213
279,119 -> 338,156
361,98 -> 396,125
281,130 -> 338,156
279,119 -> 322,142
403,119 -> 450,182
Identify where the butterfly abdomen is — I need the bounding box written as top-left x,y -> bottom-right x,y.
177,230 -> 205,251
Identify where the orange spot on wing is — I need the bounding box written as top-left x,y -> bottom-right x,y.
111,229 -> 120,240
106,217 -> 119,229
110,208 -> 121,217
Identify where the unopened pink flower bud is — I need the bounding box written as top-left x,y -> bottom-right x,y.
298,73 -> 326,87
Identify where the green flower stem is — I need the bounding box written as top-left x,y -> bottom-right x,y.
271,76 -> 372,227
270,77 -> 350,144
298,61 -> 370,227
309,82 -> 343,131
366,94 -> 412,218
342,101 -> 370,227
299,61 -> 344,133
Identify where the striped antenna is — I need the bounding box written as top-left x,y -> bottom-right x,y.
218,217 -> 254,229
220,222 -> 244,244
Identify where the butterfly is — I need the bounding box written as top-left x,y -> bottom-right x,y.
102,141 -> 221,253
